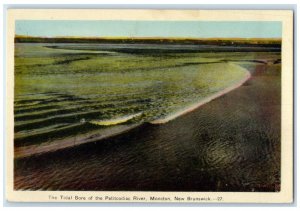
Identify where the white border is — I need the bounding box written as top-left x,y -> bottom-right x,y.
1,4 -> 292,206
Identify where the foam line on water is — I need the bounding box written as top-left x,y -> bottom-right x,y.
89,112 -> 142,126
150,63 -> 251,124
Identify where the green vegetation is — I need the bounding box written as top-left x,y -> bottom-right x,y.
15,35 -> 282,46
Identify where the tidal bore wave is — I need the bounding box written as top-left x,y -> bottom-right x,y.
14,43 -> 251,158
14,66 -> 250,158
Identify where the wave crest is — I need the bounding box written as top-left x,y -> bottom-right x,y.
90,112 -> 142,126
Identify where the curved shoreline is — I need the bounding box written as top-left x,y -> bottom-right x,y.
150,63 -> 251,124
15,63 -> 251,159
14,123 -> 141,159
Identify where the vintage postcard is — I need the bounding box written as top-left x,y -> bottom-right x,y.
5,9 -> 293,203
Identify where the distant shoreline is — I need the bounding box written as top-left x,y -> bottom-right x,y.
14,35 -> 281,47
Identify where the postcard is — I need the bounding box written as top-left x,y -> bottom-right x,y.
5,9 -> 294,203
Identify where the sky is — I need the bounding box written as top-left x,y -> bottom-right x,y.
15,20 -> 282,38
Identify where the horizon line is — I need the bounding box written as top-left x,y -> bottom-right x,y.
15,34 -> 282,40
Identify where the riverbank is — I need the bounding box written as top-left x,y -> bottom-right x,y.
14,123 -> 141,159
